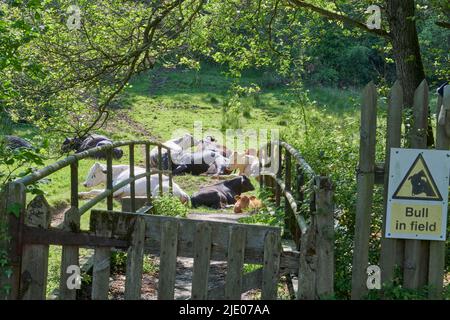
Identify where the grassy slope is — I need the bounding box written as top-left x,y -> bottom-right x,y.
10,63 -> 365,297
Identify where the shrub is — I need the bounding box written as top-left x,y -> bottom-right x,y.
152,196 -> 188,218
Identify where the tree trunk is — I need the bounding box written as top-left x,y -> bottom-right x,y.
386,0 -> 433,146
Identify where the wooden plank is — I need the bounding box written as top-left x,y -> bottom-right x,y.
20,195 -> 51,300
428,85 -> 450,299
351,82 -> 377,299
404,79 -> 429,290
168,150 -> 173,195
297,215 -> 317,300
90,210 -> 284,265
191,222 -> 212,300
262,230 -> 281,300
91,211 -> 113,300
157,146 -> 163,196
224,226 -> 247,300
284,152 -> 295,240
22,225 -> 128,248
129,144 -> 136,212
380,80 -> 404,286
106,149 -> 113,211
158,220 -> 178,300
145,144 -> 152,205
275,144 -> 282,207
124,216 -> 145,300
59,161 -> 81,300
315,177 -> 334,298
0,182 -> 26,300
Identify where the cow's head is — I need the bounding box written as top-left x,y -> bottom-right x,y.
83,162 -> 107,188
61,137 -> 81,153
240,175 -> 255,192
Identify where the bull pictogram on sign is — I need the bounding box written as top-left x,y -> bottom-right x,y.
392,153 -> 443,201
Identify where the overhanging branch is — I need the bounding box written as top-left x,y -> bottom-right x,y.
288,0 -> 391,39
436,21 -> 450,29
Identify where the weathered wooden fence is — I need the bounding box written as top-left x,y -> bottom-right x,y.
0,138 -> 335,300
0,140 -> 173,300
260,141 -> 335,299
351,81 -> 450,299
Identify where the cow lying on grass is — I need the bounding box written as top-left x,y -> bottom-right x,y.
191,175 -> 255,209
79,162 -> 190,204
150,133 -> 201,169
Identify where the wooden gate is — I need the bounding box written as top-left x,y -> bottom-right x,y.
352,81 -> 450,299
0,139 -> 335,300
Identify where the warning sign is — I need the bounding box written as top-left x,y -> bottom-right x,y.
386,148 -> 450,241
392,154 -> 443,201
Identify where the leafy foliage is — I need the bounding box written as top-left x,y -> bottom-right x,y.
153,196 -> 188,218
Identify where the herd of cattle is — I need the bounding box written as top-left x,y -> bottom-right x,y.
80,133 -> 264,213
3,133 -> 264,213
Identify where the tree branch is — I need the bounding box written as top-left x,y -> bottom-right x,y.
288,0 -> 391,39
436,21 -> 450,29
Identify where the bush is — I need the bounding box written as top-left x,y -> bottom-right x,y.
152,196 -> 188,218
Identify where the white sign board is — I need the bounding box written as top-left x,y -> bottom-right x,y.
386,148 -> 450,241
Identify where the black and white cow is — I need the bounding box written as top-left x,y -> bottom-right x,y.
62,134 -> 123,159
190,175 -> 255,209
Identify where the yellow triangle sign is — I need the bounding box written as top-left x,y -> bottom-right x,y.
393,153 -> 443,201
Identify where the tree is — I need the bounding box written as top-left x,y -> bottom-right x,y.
287,0 -> 450,145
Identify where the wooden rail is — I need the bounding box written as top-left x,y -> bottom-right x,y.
259,140 -> 335,299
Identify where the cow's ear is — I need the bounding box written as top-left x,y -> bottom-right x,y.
235,195 -> 241,201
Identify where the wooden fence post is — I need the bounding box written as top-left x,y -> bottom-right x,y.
275,144 -> 282,207
158,220 -> 178,300
314,176 -> 334,298
428,85 -> 450,299
380,81 -> 404,286
124,216 -> 145,300
91,211 -> 113,300
284,152 -> 294,238
351,82 -> 377,299
20,196 -> 51,300
297,207 -> 317,300
191,222 -> 212,300
262,230 -> 281,300
403,79 -> 429,289
0,182 -> 26,300
59,161 -> 80,300
225,226 -> 246,300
